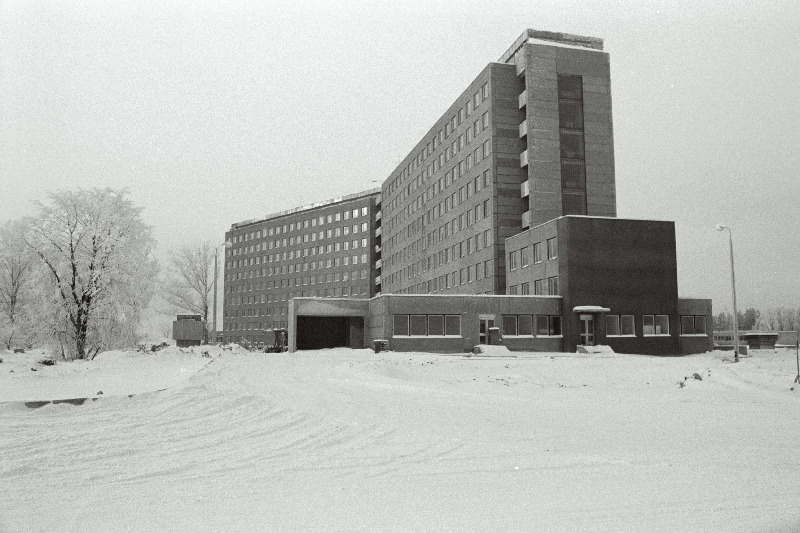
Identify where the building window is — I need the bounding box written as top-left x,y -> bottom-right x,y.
503,315 -> 533,336
534,279 -> 545,295
607,315 -> 621,336
508,285 -> 518,295
607,315 -> 637,337
508,251 -> 518,271
410,315 -> 427,336
643,314 -> 670,336
533,242 -> 543,263
520,282 -> 530,295
557,75 -> 587,216
547,276 -> 559,295
619,315 -> 635,335
536,315 -> 562,336
547,237 -> 558,259
681,315 -> 707,335
520,246 -> 529,267
393,314 -> 409,336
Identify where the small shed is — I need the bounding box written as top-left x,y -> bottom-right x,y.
173,314 -> 206,347
742,332 -> 780,350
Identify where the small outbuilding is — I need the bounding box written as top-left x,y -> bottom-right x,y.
173,314 -> 206,347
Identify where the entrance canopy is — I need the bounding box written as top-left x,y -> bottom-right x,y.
572,306 -> 610,313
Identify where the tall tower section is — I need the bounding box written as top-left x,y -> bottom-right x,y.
501,30 -> 616,227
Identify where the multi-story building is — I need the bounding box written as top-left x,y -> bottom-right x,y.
222,189 -> 381,345
381,29 -> 615,297
223,29 -> 713,355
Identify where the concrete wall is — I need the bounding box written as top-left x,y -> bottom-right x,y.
677,298 -> 713,354
522,43 -> 615,226
559,217 -> 679,355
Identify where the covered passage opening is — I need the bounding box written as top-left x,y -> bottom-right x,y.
296,316 -> 365,350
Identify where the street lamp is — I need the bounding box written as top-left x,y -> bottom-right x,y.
213,240 -> 232,344
716,224 -> 740,363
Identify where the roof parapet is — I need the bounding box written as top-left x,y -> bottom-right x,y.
230,187 -> 381,230
498,29 -> 604,64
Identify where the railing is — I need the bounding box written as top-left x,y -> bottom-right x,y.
518,90 -> 527,109
519,120 -> 527,138
520,150 -> 529,167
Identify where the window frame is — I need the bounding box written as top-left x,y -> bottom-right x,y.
643,314 -> 670,336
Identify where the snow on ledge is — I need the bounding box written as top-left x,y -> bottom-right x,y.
573,306 -> 611,313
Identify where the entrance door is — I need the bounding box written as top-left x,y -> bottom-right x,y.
579,314 -> 595,345
479,315 -> 495,345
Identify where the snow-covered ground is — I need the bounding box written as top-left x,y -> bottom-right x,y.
2,346 -> 800,532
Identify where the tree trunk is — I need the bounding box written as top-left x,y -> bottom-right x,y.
75,317 -> 88,359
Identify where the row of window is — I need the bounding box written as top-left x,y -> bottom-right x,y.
508,276 -> 558,296
605,314 -> 670,336
393,314 -> 462,337
606,314 -> 708,337
385,195 -> 491,275
393,259 -> 495,295
230,223 -> 370,259
508,237 -> 557,271
385,135 -> 492,235
228,269 -> 370,294
502,315 -> 562,336
228,239 -> 371,270
387,237 -> 495,287
231,207 -> 369,243
385,82 -> 489,200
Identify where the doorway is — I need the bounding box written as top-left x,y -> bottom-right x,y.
296,316 -> 364,350
579,314 -> 595,346
479,315 -> 495,345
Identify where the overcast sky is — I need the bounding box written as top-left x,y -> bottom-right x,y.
1,0 -> 798,313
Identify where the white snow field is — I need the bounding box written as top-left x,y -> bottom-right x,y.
2,346 -> 800,532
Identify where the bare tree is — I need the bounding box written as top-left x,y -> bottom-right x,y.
23,188 -> 158,359
0,220 -> 34,348
162,242 -> 214,340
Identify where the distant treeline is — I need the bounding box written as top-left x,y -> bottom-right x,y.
713,307 -> 800,332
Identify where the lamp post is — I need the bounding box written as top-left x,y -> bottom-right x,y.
716,224 -> 739,363
213,240 -> 232,344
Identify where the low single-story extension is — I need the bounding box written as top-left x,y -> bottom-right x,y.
288,293 -> 712,355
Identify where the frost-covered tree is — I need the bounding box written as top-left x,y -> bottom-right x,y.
23,188 -> 158,359
0,220 -> 35,349
162,241 -> 214,341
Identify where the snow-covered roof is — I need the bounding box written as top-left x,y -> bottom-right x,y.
573,306 -> 611,313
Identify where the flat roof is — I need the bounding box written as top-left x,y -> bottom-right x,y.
230,187 -> 381,231
504,215 -> 676,242
498,29 -> 604,64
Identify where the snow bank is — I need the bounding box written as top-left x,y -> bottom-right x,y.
0,345 -> 241,402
